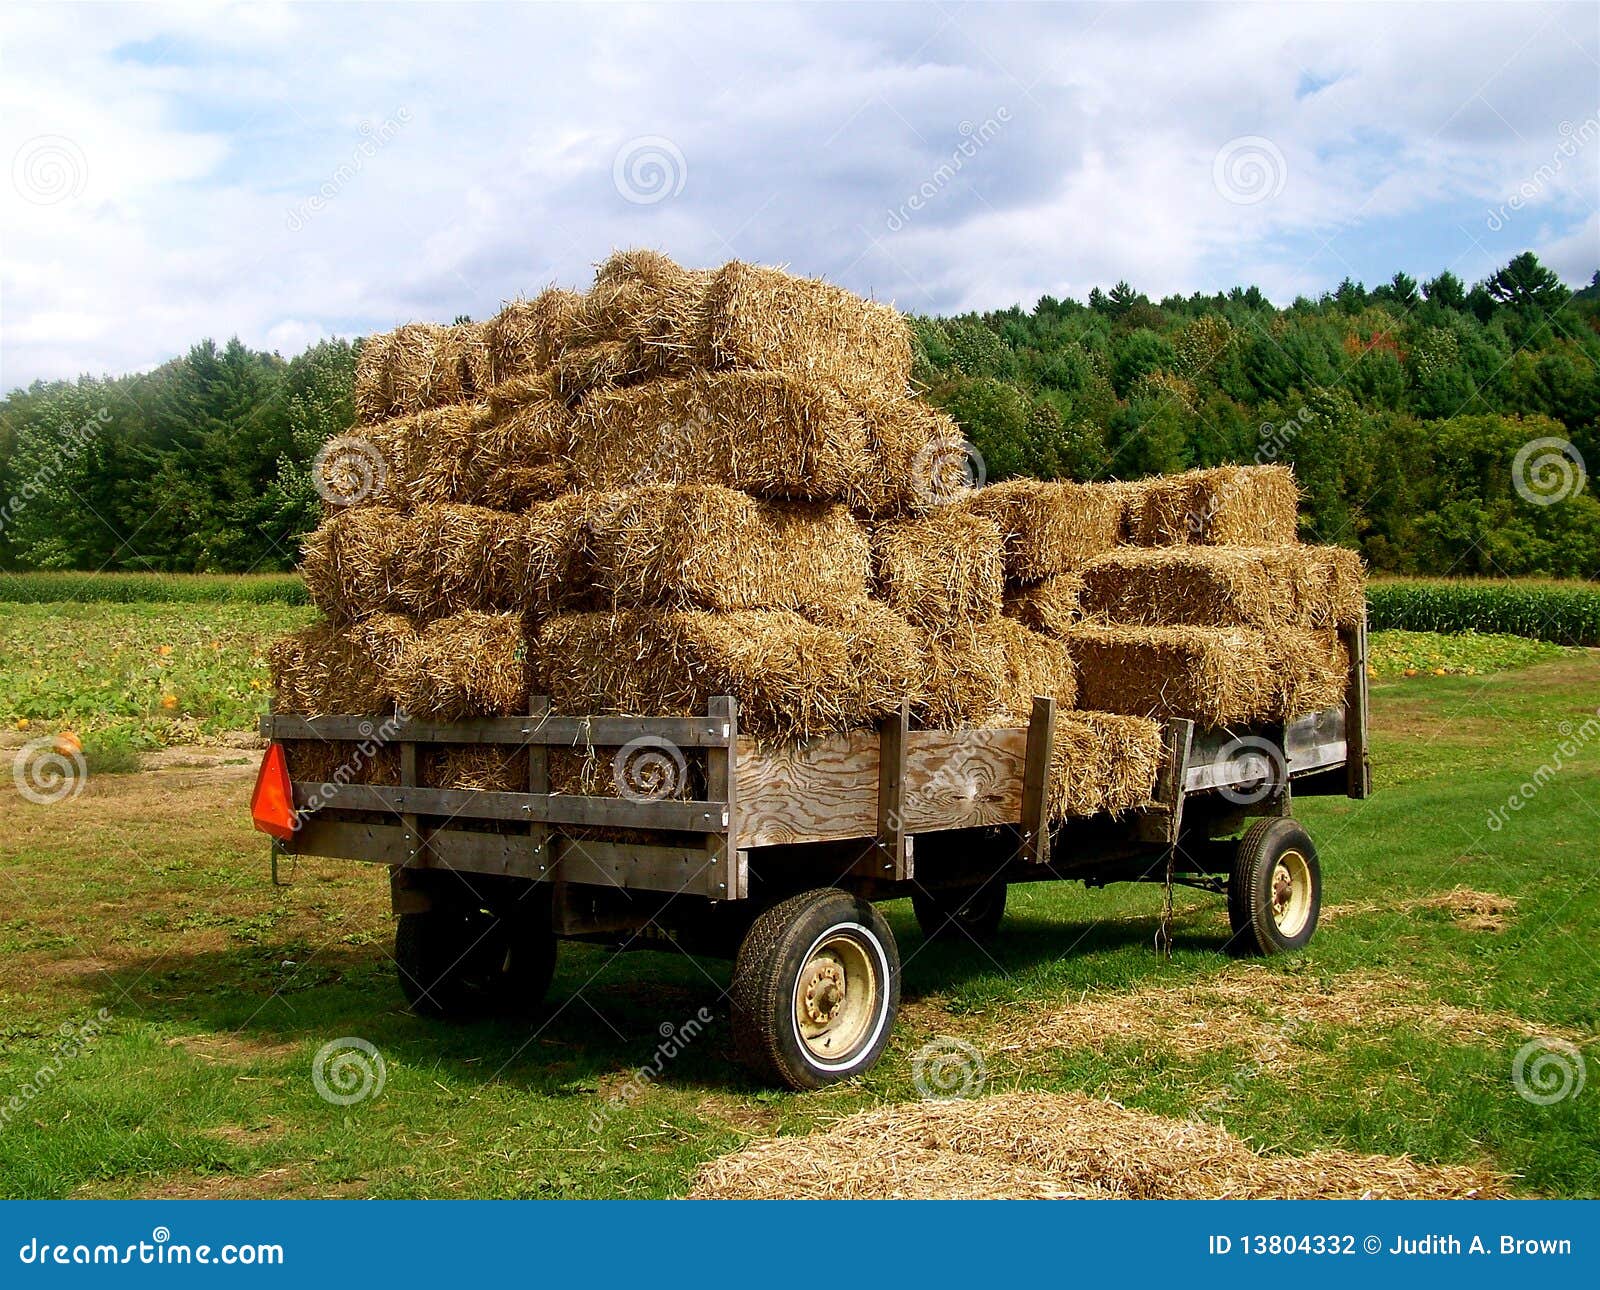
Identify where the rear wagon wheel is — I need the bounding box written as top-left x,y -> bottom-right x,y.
912,881 -> 1007,943
1226,817 -> 1321,956
396,902 -> 556,1019
730,888 -> 900,1090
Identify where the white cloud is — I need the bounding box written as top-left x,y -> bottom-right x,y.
1,1 -> 1595,388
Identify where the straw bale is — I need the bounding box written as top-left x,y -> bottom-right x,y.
583,484 -> 870,612
453,322 -> 494,397
391,611 -> 530,720
300,506 -> 411,620
961,479 -> 1125,583
1065,625 -> 1275,725
1003,573 -> 1084,636
486,288 -> 582,383
569,250 -> 714,376
393,500 -> 582,619
282,739 -> 400,789
420,745 -> 529,793
553,338 -> 652,403
1048,712 -> 1164,819
268,614 -> 414,716
1266,628 -> 1349,718
385,322 -> 467,414
918,618 -> 1075,729
353,333 -> 393,425
486,369 -> 562,420
570,370 -> 874,503
690,1091 -> 1509,1200
537,608 -> 905,741
1125,465 -> 1300,546
701,260 -> 913,395
801,599 -> 926,723
871,509 -> 1003,629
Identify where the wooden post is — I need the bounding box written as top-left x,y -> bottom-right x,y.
875,700 -> 911,881
527,696 -> 550,878
398,737 -> 422,868
1019,696 -> 1057,865
704,696 -> 742,899
1342,616 -> 1371,799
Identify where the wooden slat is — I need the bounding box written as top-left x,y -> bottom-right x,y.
527,695 -> 550,876
875,700 -> 911,880
1342,618 -> 1372,799
398,739 -> 422,866
262,713 -> 734,748
290,782 -> 723,832
704,696 -> 739,899
557,838 -> 720,896
903,728 -> 1026,832
1019,697 -> 1058,865
293,819 -> 536,876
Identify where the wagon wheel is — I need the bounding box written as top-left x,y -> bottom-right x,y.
1225,817 -> 1321,956
912,881 -> 1007,943
730,888 -> 900,1090
396,900 -> 556,1020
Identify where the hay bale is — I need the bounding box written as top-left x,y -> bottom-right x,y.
395,499 -> 584,619
570,370 -> 874,504
487,369 -> 562,419
1267,628 -> 1350,718
386,322 -> 468,414
961,479 -> 1125,583
453,322 -> 494,397
486,288 -> 582,383
1003,573 -> 1084,636
701,260 -> 913,395
1125,465 -> 1300,546
855,393 -> 972,516
282,739 -> 400,789
569,250 -> 714,376
300,506 -> 410,620
918,618 -> 1075,729
553,337 -> 652,403
872,509 -> 1003,628
1065,625 -> 1275,725
1049,712 -> 1164,820
538,608 -> 906,741
268,615 -> 414,716
391,611 -> 529,719
420,745 -> 528,792
353,333 -> 393,425
480,463 -> 570,510
802,599 -> 926,724
584,484 -> 870,612
1079,546 -> 1365,630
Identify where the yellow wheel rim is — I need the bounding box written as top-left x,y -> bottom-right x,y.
1271,848 -> 1313,938
793,932 -> 878,1063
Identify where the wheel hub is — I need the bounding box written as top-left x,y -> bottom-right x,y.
800,960 -> 846,1026
793,935 -> 879,1060
1269,848 -> 1314,938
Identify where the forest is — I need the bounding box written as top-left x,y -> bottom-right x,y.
2,252 -> 1596,579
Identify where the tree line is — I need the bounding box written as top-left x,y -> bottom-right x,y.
1,252 -> 1596,578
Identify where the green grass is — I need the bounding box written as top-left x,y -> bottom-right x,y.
1368,577 -> 1600,645
0,571 -> 308,605
0,600 -> 315,745
1367,628 -> 1570,677
0,642 -> 1595,1198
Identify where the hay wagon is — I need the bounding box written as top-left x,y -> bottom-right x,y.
251,622 -> 1369,1090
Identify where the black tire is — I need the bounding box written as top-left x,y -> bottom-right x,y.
396,903 -> 556,1019
1226,817 -> 1321,956
911,881 -> 1007,943
730,888 -> 900,1090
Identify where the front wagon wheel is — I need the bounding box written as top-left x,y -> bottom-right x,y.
1226,817 -> 1322,956
730,888 -> 900,1090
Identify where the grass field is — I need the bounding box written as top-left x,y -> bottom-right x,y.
0,593 -> 1595,1198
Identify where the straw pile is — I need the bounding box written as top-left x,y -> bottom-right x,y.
282,249 -> 1363,829
690,1092 -> 1508,1200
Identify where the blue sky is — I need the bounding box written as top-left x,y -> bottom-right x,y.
1,1 -> 1596,388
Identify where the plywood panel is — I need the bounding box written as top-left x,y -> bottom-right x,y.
736,734 -> 879,847
903,728 -> 1027,832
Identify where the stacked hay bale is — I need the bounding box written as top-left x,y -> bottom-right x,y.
272,251 -> 1363,826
